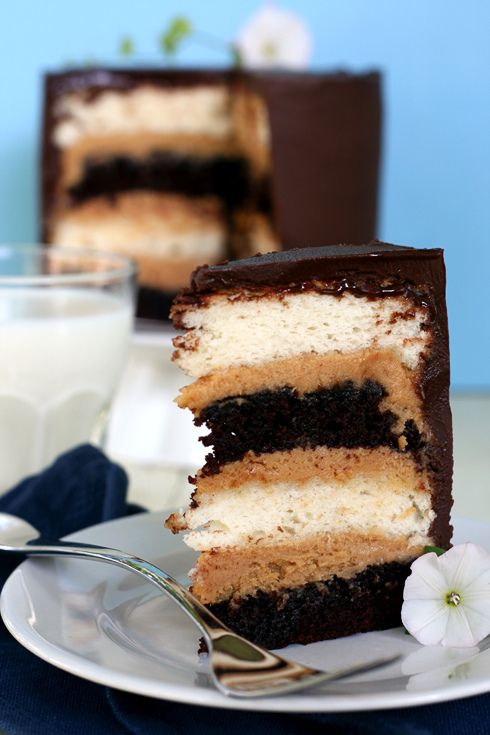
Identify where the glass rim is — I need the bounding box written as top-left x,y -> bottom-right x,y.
0,244 -> 137,286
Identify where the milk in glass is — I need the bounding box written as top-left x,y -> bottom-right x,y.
0,288 -> 132,491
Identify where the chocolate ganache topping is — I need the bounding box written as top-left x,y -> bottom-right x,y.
183,242 -> 444,299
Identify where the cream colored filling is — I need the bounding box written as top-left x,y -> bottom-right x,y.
176,477 -> 435,552
174,291 -> 430,378
53,219 -> 226,260
53,86 -> 233,148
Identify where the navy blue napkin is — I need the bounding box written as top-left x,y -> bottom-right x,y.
1,445 -> 489,735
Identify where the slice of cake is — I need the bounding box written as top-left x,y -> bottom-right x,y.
166,242 -> 452,649
41,69 -> 381,318
41,69 -> 237,317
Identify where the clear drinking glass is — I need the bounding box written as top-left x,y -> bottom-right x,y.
0,245 -> 137,493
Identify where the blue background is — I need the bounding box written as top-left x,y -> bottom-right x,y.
1,1 -> 488,388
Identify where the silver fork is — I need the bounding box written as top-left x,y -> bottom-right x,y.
0,512 -> 400,698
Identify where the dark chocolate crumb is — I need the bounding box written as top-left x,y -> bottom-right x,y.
198,380 -> 425,473
207,561 -> 411,649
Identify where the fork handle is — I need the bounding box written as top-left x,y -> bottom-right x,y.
23,540 -> 228,643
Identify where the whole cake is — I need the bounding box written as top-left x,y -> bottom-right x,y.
166,242 -> 452,649
41,68 -> 381,318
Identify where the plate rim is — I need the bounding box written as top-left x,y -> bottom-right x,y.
2,512 -> 490,713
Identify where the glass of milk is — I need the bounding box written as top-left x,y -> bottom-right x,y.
0,245 -> 136,493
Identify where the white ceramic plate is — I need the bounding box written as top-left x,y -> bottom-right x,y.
2,513 -> 490,712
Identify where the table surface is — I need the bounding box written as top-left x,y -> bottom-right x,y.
108,332 -> 490,523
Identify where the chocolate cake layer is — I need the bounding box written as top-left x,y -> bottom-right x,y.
67,153 -> 252,208
197,380 -> 424,471
207,561 -> 410,649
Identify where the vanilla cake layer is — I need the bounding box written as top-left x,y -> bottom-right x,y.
172,291 -> 430,378
52,86 -> 234,149
168,472 -> 434,552
190,532 -> 424,604
52,193 -> 226,289
54,211 -> 225,261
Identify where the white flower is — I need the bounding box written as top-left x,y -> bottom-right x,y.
235,4 -> 312,70
401,543 -> 490,647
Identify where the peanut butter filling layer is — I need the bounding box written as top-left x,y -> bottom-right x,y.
232,211 -> 279,258
177,348 -> 424,431
132,254 -> 223,291
191,531 -> 425,604
52,245 -> 217,290
192,446 -> 430,498
59,133 -> 239,191
231,90 -> 271,176
53,191 -> 225,230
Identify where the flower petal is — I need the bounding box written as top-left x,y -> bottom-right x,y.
439,543 -> 490,592
236,5 -> 312,69
403,543 -> 490,647
457,599 -> 490,645
403,553 -> 446,601
401,598 -> 449,645
441,605 -> 484,647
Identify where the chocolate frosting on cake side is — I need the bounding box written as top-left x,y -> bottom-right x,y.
175,241 -> 453,548
243,71 -> 382,248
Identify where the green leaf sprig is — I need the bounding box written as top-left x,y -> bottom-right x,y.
159,17 -> 193,58
119,36 -> 135,58
117,16 -> 239,66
